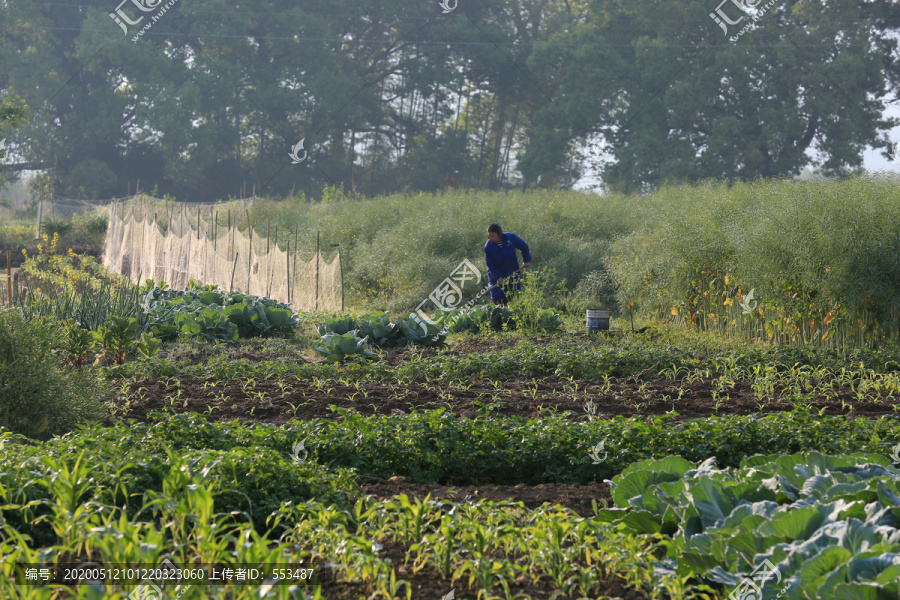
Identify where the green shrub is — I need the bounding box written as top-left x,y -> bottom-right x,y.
0,309 -> 108,439
39,216 -> 73,238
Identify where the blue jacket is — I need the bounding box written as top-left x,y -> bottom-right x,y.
484,232 -> 531,299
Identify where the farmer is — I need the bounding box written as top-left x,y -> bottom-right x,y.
485,223 -> 531,306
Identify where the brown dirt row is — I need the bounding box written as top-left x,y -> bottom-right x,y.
111,375 -> 900,426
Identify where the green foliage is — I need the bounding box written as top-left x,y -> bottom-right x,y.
143,288 -> 300,341
597,451 -> 900,599
67,406 -> 900,491
356,311 -> 402,346
398,316 -> 447,347
507,266 -> 568,330
39,216 -> 73,238
104,328 -> 900,385
436,302 -> 564,334
313,331 -> 374,363
315,312 -> 447,350
315,316 -> 356,336
525,0 -> 894,192
136,331 -> 161,360
16,275 -> 146,333
91,316 -> 142,365
608,176 -> 900,350
0,224 -> 32,251
0,417 -> 355,545
60,318 -> 94,367
249,190 -> 632,314
0,309 -> 107,439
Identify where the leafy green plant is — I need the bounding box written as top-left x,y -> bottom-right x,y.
508,266 -> 567,332
313,332 -> 374,362
39,216 -> 73,238
60,319 -> 94,367
143,287 -> 300,341
596,451 -> 900,600
92,315 -> 141,365
135,331 -> 161,360
398,316 -> 447,347
0,309 -> 108,439
315,315 -> 357,336
356,312 -> 402,346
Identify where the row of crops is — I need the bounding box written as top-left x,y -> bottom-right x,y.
1,408 -> 898,599
2,207 -> 900,599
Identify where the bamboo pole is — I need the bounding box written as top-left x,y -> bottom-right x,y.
248,221 -> 253,294
338,246 -> 344,312
315,231 -> 320,311
230,252 -> 239,292
286,239 -> 291,305
265,221 -> 271,298
270,225 -> 277,299
6,251 -> 11,307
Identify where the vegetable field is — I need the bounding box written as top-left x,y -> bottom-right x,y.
1,181 -> 900,599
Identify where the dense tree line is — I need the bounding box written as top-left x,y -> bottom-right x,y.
0,0 -> 898,200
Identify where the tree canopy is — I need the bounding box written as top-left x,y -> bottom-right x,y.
0,0 -> 897,200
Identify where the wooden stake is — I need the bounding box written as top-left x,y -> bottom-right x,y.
265,220 -> 271,297
286,239 -> 291,305
6,251 -> 11,307
315,231 -> 320,311
338,246 -> 344,312
230,252 -> 239,292
197,208 -> 201,239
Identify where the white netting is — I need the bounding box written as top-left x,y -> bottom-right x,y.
103,198 -> 343,311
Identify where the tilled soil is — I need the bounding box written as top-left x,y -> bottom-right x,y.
355,478 -> 612,518
112,375 -> 900,426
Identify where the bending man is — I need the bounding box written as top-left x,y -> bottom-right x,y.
484,223 -> 531,306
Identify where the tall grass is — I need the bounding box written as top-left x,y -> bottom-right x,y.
119,176 -> 900,352
246,189 -> 637,312
15,269 -> 146,331
607,175 -> 900,351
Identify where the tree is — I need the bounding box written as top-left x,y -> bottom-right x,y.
0,95 -> 28,188
524,0 -> 900,193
